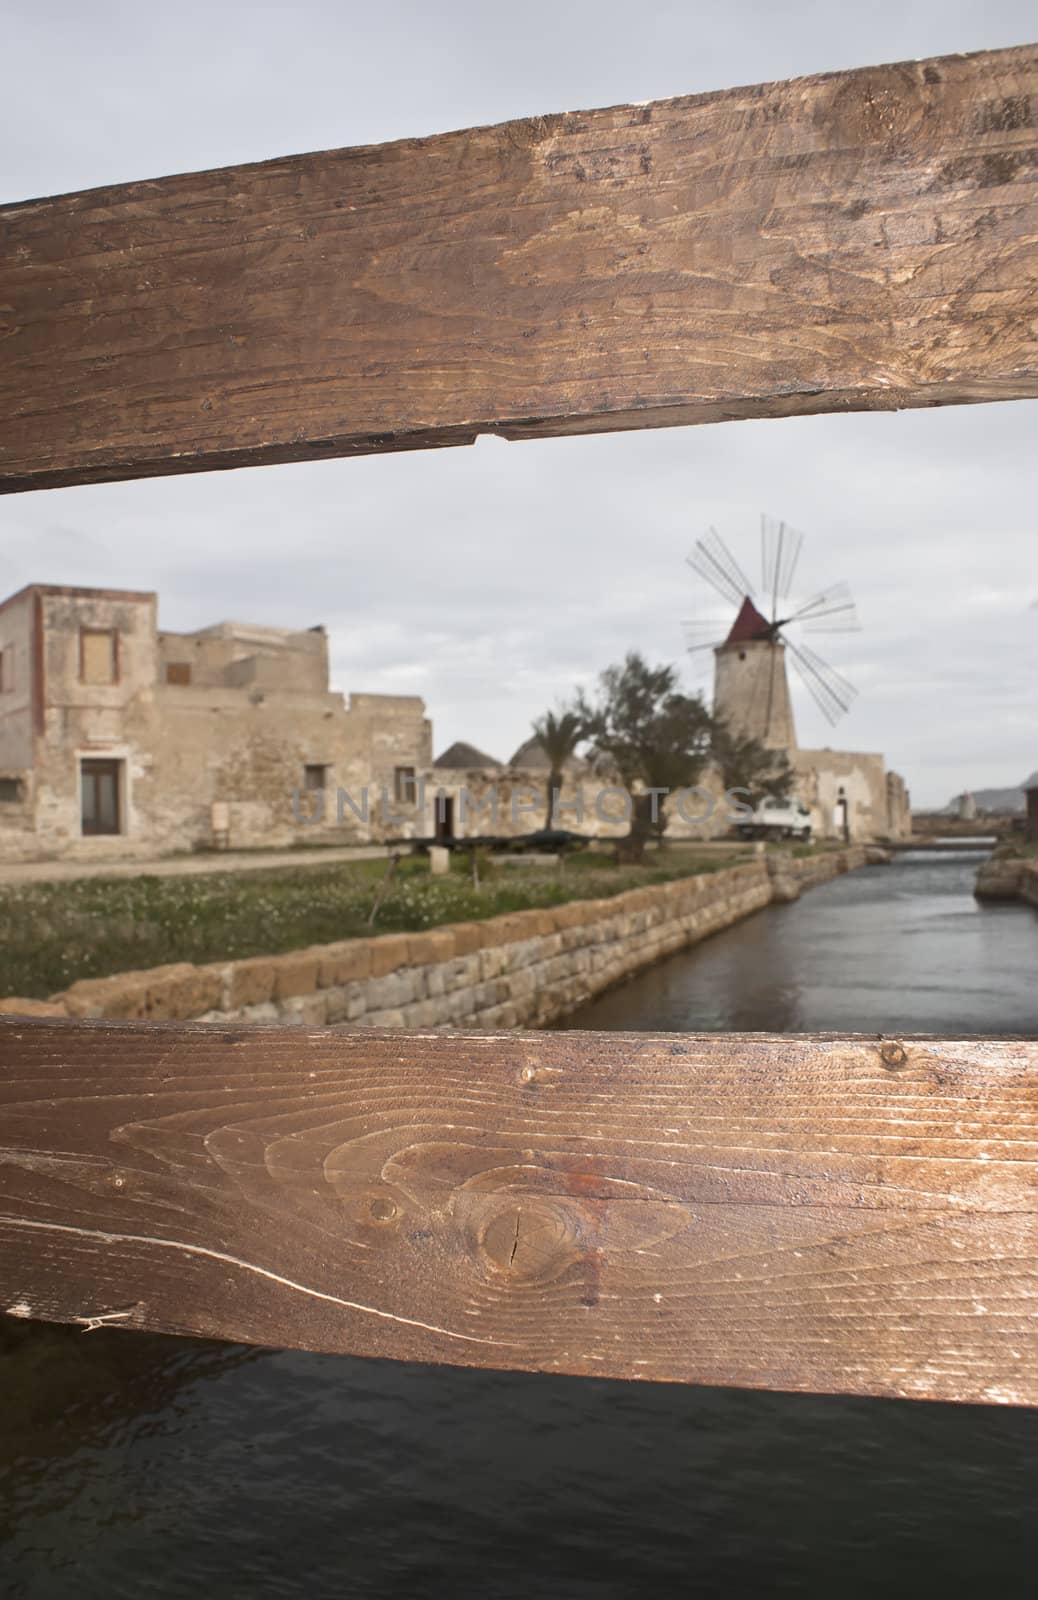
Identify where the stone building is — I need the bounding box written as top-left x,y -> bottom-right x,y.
429,739 -> 624,842
711,599 -> 911,841
425,735 -> 741,845
0,584 -> 433,861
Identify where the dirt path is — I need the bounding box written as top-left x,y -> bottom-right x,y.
0,844 -> 398,886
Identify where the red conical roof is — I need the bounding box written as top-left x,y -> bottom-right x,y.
724,595 -> 770,645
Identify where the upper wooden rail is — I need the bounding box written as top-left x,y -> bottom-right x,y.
3,1018 -> 1037,1406
2,43 -> 1036,492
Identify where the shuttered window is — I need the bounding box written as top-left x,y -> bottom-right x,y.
80,629 -> 118,685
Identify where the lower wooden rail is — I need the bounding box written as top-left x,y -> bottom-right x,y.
1,1018 -> 1036,1405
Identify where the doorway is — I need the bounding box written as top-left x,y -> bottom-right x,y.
81,758 -> 123,835
434,793 -> 455,844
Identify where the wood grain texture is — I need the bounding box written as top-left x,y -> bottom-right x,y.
2,46 -> 1037,492
2,1017 -> 1037,1405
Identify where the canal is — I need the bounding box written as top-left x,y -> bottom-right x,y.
3,852 -> 1037,1599
560,848 -> 1038,1035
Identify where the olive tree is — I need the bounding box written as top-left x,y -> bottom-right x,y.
711,721 -> 794,808
578,653 -> 713,863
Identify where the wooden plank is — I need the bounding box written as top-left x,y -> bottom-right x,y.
2,1017 -> 1037,1405
2,45 -> 1036,493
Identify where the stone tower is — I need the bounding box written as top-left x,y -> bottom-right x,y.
712,596 -> 797,751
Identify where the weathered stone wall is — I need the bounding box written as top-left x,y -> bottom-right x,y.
29,589 -> 161,862
975,856 -> 1038,908
344,693 -> 434,834
713,637 -> 797,750
0,585 -> 37,853
793,748 -> 896,842
423,760 -> 736,844
143,688 -> 431,854
766,843 -> 871,902
158,620 -> 329,693
0,587 -> 36,773
886,771 -> 912,840
8,849 -> 870,1028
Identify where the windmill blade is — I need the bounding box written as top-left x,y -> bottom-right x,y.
761,515 -> 805,611
786,639 -> 858,726
788,580 -> 860,633
687,526 -> 757,609
799,597 -> 861,634
787,639 -> 858,724
684,617 -> 732,656
787,647 -> 844,726
682,618 -> 731,655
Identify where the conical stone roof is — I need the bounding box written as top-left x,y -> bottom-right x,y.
433,740 -> 501,770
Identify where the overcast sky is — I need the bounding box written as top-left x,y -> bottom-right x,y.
3,1 -> 1035,808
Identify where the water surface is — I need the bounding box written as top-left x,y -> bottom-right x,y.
560,851 -> 1038,1034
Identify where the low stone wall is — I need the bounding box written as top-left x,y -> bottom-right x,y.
1,847 -> 870,1029
975,856 -> 1038,908
768,843 -> 872,902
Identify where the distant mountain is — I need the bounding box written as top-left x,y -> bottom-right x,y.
944,784 -> 1029,815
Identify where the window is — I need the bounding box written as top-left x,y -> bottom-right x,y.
0,777 -> 21,802
80,628 -> 118,685
394,766 -> 417,805
166,661 -> 192,685
81,759 -> 122,835
0,644 -> 12,693
303,764 -> 327,792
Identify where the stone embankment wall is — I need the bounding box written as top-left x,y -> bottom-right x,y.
975,856 -> 1038,910
3,848 -> 870,1028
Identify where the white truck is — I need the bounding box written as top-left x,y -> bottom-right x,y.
736,796 -> 813,842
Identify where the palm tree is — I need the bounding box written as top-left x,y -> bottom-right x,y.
531,707 -> 585,827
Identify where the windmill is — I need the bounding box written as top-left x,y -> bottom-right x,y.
683,517 -> 860,750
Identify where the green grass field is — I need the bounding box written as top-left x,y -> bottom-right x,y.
0,846 -> 753,999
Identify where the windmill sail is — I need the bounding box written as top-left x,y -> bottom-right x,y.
687,526 -> 758,609
682,616 -> 736,654
786,639 -> 858,725
760,515 -> 804,613
789,581 -> 861,634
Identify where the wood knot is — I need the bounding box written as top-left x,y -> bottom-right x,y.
476,1196 -> 580,1283
502,114 -> 559,150
825,66 -> 929,151
879,1041 -> 907,1069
